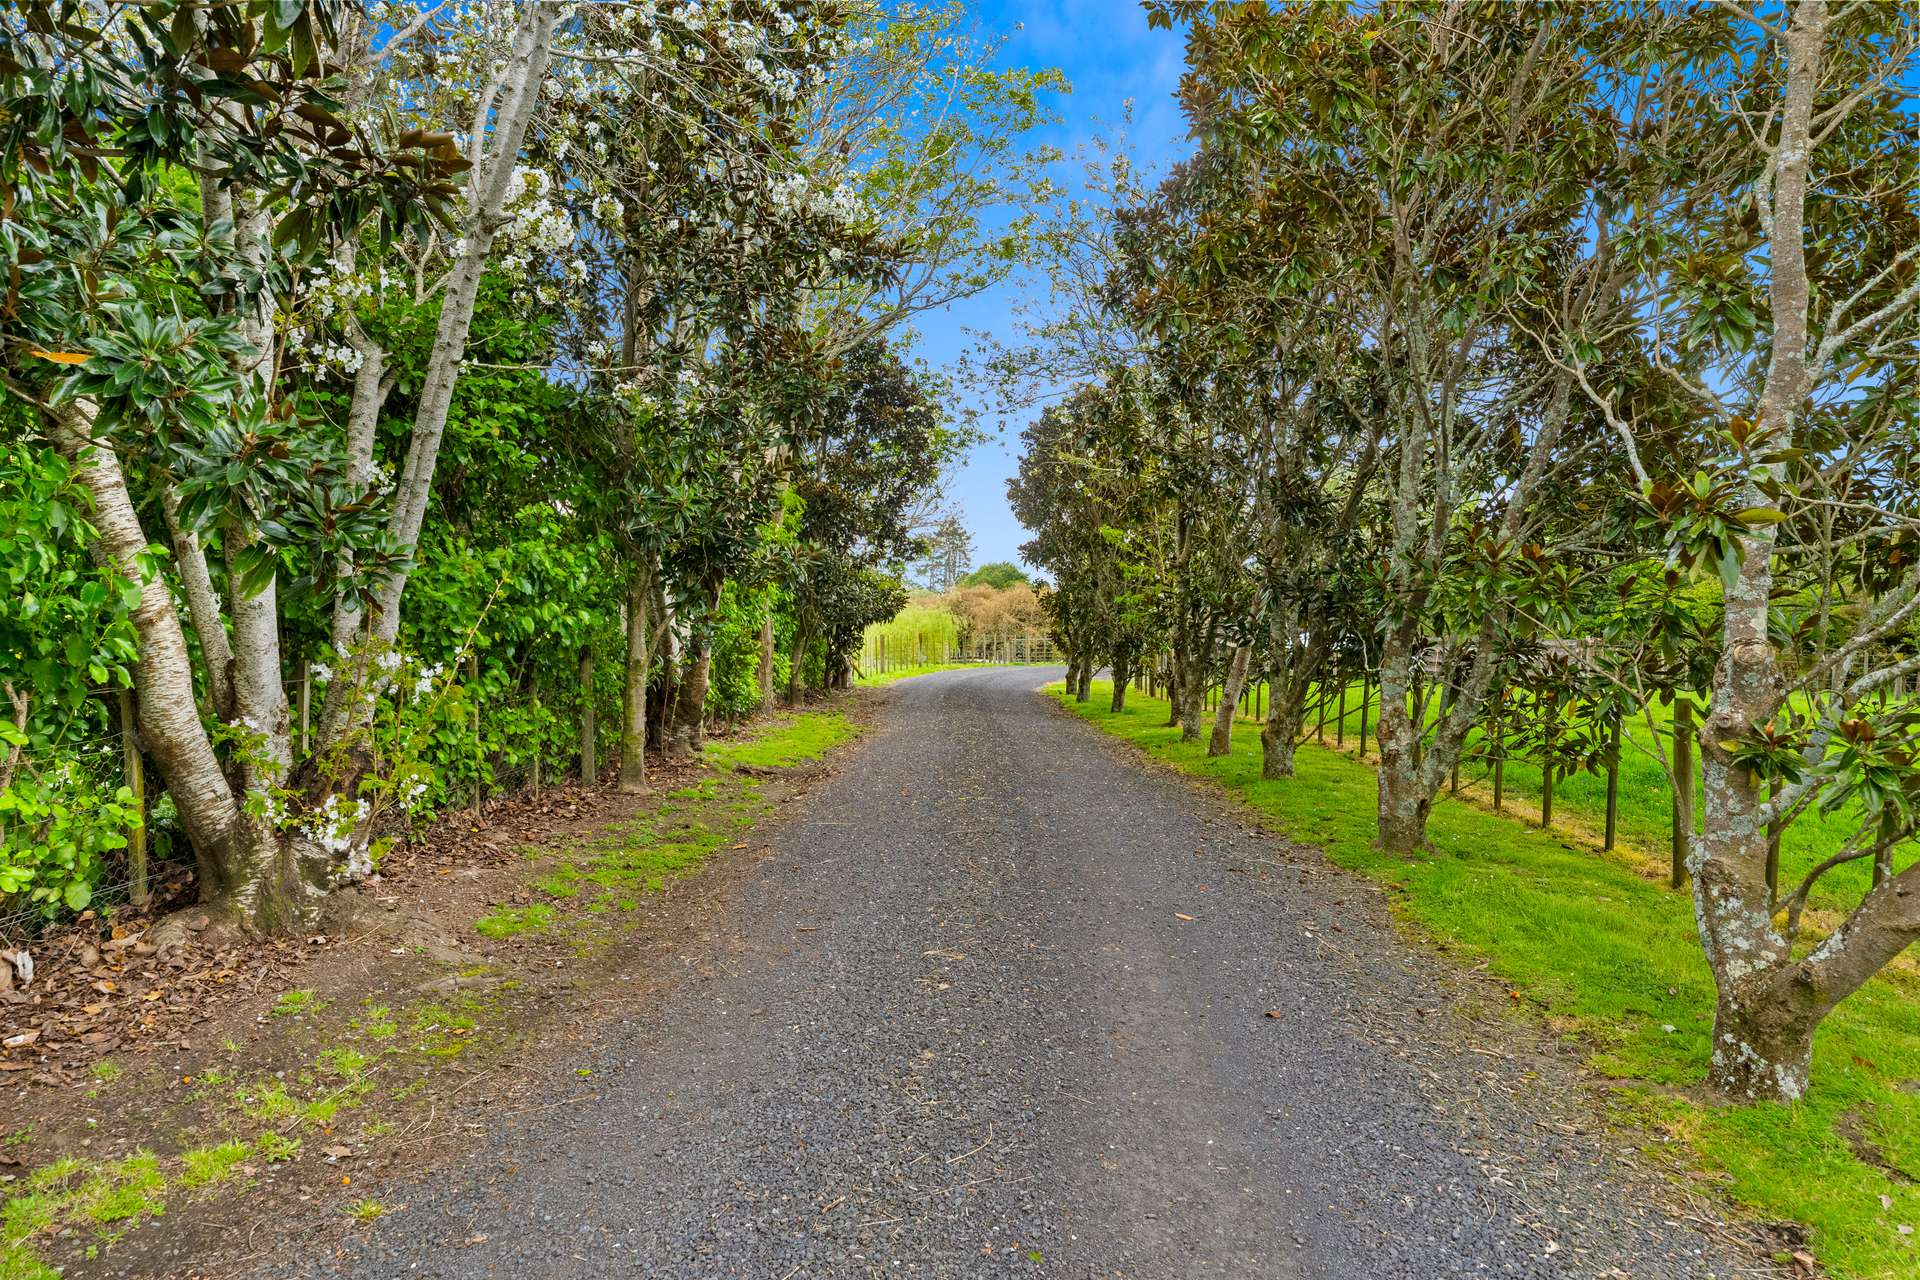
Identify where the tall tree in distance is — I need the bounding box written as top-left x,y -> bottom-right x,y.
925,516 -> 975,593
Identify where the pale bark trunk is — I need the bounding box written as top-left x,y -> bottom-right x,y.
158,484 -> 235,720
225,533 -> 292,780
619,563 -> 652,794
368,1 -> 558,644
1208,644 -> 1251,757
1696,2 -> 1826,1103
1374,373 -> 1573,852
312,308 -> 394,749
1110,651 -> 1131,712
51,404 -> 244,895
1075,664 -> 1092,702
757,609 -> 776,707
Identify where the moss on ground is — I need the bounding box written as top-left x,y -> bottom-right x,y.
1058,680 -> 1920,1280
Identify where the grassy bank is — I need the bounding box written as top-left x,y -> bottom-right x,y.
1058,680 -> 1920,1280
1287,684 -> 1916,919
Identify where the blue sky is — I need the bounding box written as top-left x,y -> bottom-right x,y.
910,2 -> 1191,575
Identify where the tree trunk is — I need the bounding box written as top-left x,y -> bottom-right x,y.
578,644 -> 597,785
158,484 -> 234,721
787,617 -> 812,706
1707,982 -> 1819,1102
1064,655 -> 1082,699
1110,651 -> 1131,712
1208,645 -> 1252,757
1693,1 -> 1832,1104
757,609 -> 775,708
1075,663 -> 1092,702
619,564 -> 651,794
1260,670 -> 1313,781
50,403 -> 244,899
370,3 -> 558,641
671,578 -> 723,756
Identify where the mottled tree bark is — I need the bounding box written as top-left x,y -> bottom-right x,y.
619,562 -> 653,794
756,610 -> 776,708
1208,644 -> 1251,757
1694,1 -> 1825,1101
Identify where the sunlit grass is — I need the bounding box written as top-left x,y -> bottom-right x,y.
1060,679 -> 1920,1280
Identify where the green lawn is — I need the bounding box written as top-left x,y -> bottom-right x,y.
854,661 -> 1055,688
853,662 -> 976,687
1248,681 -> 1917,922
1058,680 -> 1920,1280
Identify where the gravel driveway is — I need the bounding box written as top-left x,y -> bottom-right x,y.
297,666 -> 1767,1280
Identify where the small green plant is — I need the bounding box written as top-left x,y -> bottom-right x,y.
253,1132 -> 300,1163
233,1083 -> 301,1125
354,1003 -> 397,1040
316,1045 -> 372,1079
178,1141 -> 251,1190
270,989 -> 319,1018
345,1198 -> 387,1223
4,1126 -> 31,1148
78,1150 -> 165,1226
88,1061 -> 120,1084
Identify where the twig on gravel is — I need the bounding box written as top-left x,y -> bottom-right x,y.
945,1135 -> 992,1166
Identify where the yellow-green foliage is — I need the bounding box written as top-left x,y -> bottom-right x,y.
861,603 -> 957,667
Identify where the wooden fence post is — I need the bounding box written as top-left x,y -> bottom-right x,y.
1491,698 -> 1504,814
1540,689 -> 1555,830
117,689 -> 148,908
1336,684 -> 1347,748
530,671 -> 543,792
469,654 -> 483,817
1604,716 -> 1621,850
1672,698 -> 1694,889
1357,676 -> 1371,759
1767,793 -> 1783,899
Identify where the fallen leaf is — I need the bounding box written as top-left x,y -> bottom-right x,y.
323,1145 -> 352,1160
1174,913 -> 1195,922
28,349 -> 89,365
3,1031 -> 38,1048
1264,1010 -> 1284,1019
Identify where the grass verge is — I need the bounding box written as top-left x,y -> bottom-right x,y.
1057,680 -> 1920,1280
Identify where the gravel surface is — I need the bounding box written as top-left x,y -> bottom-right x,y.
295,667 -> 1771,1280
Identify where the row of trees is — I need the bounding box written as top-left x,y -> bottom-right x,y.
1007,0 -> 1920,1104
1,2 -> 1056,934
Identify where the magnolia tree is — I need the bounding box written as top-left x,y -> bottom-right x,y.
2,1 -> 529,930
1558,2 -> 1920,1101
1170,3 -> 1635,849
